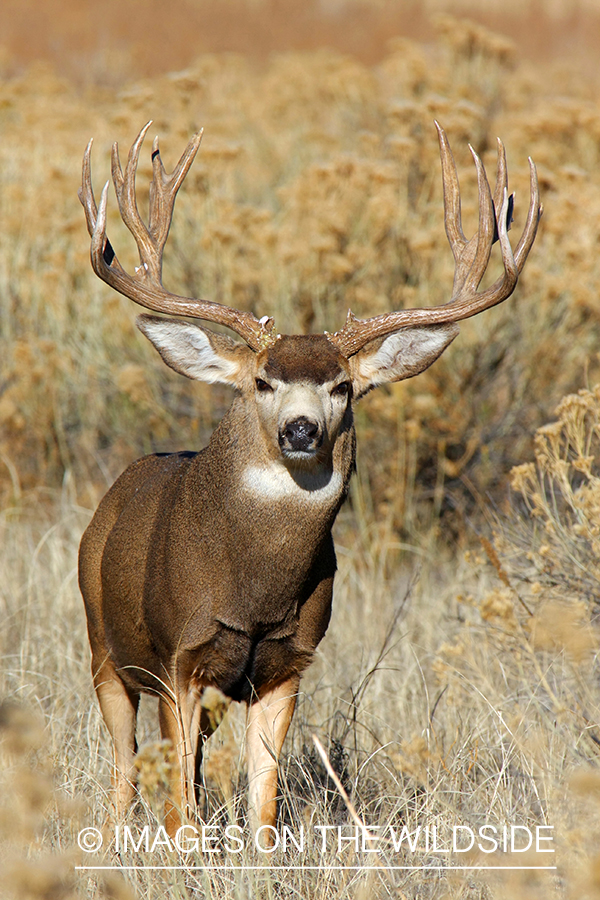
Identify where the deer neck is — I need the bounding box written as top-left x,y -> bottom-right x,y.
202,394 -> 355,521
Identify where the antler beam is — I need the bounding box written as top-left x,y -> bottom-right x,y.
79,122 -> 278,351
328,122 -> 542,358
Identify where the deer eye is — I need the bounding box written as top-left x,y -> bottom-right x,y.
255,378 -> 273,393
331,381 -> 351,398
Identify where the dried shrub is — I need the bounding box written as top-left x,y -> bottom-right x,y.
505,385 -> 600,610
429,386 -> 600,896
3,18 -> 600,533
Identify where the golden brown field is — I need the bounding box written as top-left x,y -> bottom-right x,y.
2,1 -> 600,897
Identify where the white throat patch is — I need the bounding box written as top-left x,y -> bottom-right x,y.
241,463 -> 343,502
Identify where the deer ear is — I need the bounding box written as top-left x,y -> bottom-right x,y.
136,315 -> 253,386
349,323 -> 459,397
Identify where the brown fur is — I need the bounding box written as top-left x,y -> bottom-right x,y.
262,334 -> 344,383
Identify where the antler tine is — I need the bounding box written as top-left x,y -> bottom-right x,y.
328,124 -> 542,358
435,120 -> 467,263
148,129 -> 204,252
514,157 -> 542,271
79,138 -> 99,238
111,122 -> 158,281
468,183 -> 518,312
436,124 -> 496,297
460,144 -> 495,294
437,125 -> 501,299
493,137 -> 508,222
80,125 -> 278,351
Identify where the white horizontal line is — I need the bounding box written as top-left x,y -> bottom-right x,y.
76,865 -> 558,872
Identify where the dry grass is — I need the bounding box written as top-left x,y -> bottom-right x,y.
2,1 -> 600,897
2,445 -> 600,898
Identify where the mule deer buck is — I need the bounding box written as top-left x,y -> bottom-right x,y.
78,121 -> 540,840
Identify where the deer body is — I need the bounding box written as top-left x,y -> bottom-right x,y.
80,330 -> 365,832
78,122 -> 540,839
81,338 -> 355,703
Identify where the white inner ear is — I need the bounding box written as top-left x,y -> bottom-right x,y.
137,318 -> 241,384
353,323 -> 458,393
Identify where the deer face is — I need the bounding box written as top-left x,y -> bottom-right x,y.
136,314 -> 460,470
136,320 -> 354,470
253,335 -> 352,465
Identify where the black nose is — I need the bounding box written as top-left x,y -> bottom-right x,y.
280,416 -> 319,452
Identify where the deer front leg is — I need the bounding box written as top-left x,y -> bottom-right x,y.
92,655 -> 139,822
245,676 -> 299,842
158,688 -> 202,837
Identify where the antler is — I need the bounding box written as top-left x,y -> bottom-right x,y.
328,122 -> 542,358
79,122 -> 278,351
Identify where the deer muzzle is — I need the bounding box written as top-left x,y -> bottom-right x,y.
279,416 -> 322,456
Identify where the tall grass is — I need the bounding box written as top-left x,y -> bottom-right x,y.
2,426 -> 600,898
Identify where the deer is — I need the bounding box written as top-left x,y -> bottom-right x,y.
78,121 -> 541,843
